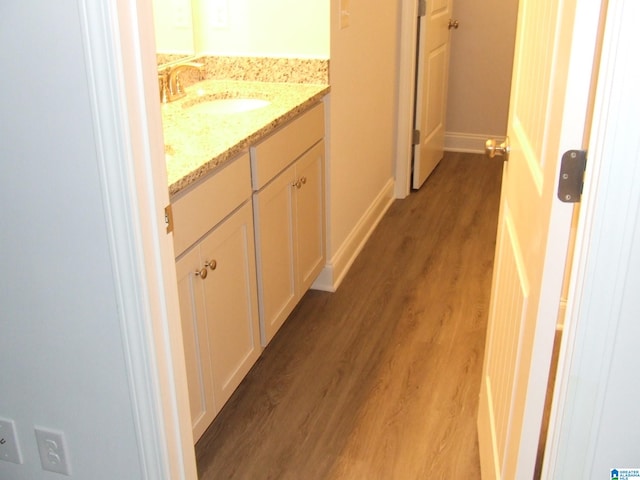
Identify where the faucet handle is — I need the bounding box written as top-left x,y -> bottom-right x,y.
168,62 -> 205,99
158,69 -> 170,103
179,61 -> 205,71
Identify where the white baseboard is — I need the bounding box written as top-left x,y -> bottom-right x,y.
312,178 -> 395,292
445,131 -> 505,154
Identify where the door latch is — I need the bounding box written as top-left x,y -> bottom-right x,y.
165,204 -> 174,234
557,150 -> 587,203
412,129 -> 421,145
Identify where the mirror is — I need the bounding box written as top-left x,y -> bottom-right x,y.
152,0 -> 198,67
152,0 -> 330,66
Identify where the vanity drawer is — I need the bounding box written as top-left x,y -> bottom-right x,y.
250,103 -> 324,190
172,153 -> 251,257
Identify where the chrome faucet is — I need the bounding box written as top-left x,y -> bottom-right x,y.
158,62 -> 204,103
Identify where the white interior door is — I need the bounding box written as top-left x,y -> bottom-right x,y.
412,0 -> 453,189
477,0 -> 602,478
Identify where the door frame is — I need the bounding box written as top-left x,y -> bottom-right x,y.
395,0 -> 420,199
81,0 -> 197,478
543,0 -> 640,475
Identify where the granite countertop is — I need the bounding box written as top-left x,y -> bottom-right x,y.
162,79 -> 330,197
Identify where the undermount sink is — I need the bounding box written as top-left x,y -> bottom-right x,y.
187,98 -> 271,115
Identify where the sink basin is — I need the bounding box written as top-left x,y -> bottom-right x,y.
188,98 -> 270,115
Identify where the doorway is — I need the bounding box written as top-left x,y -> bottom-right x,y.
395,0 -> 518,198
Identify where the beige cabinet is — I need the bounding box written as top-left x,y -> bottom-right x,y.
251,104 -> 325,345
172,154 -> 261,442
170,102 -> 326,440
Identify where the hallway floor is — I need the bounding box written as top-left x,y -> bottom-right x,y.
196,152 -> 503,479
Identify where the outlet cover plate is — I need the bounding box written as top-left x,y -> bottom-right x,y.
35,427 -> 71,475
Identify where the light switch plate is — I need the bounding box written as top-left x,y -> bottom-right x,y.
0,418 -> 23,464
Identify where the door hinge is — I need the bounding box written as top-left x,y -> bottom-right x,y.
418,0 -> 427,17
165,204 -> 174,234
557,150 -> 587,203
412,129 -> 421,145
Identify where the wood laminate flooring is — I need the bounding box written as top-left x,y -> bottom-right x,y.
196,152 -> 503,479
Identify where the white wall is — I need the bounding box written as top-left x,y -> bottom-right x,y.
0,3 -> 144,479
445,0 -> 518,152
318,0 -> 399,289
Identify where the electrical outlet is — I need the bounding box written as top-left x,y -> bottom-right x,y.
0,418 -> 23,464
210,0 -> 228,28
35,427 -> 71,476
340,0 -> 351,29
173,0 -> 191,28
174,6 -> 190,29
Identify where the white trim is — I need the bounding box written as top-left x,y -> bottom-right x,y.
312,178 -> 395,292
81,0 -> 196,478
543,0 -> 640,475
444,131 -> 503,154
78,1 -> 168,477
394,0 -> 419,199
119,0 -> 198,477
197,51 -> 330,60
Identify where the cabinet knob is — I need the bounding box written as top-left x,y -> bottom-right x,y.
205,259 -> 217,271
292,177 -> 307,189
195,267 -> 208,279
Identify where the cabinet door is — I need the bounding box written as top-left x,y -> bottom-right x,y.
253,164 -> 297,345
175,246 -> 216,441
200,202 -> 261,412
294,141 -> 325,293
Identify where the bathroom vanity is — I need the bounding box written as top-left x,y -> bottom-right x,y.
163,77 -> 329,441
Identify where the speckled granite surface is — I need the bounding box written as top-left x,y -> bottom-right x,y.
162,79 -> 329,197
156,53 -> 196,66
159,56 -> 329,87
201,56 -> 329,84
